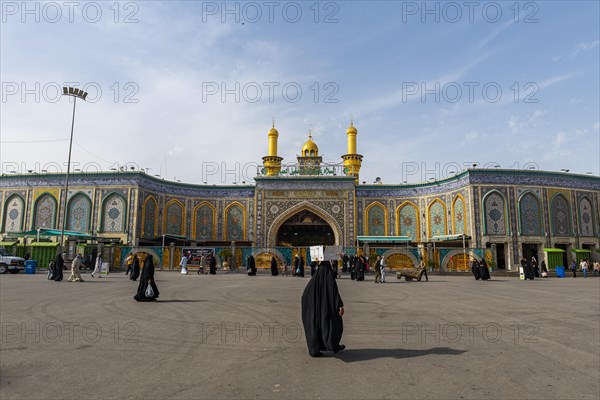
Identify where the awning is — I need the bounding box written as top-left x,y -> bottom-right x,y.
30,242 -> 60,247
543,248 -> 565,253
18,229 -> 93,238
572,249 -> 591,253
0,241 -> 18,246
357,236 -> 412,243
161,234 -> 191,241
431,234 -> 471,242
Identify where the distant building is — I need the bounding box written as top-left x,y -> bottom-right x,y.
1,122 -> 598,270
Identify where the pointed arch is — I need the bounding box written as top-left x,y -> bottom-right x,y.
100,192 -> 128,232
163,199 -> 185,236
451,194 -> 467,235
141,196 -> 158,238
2,194 -> 25,233
396,201 -> 420,242
578,195 -> 595,237
193,201 -> 216,241
32,193 -> 58,229
550,193 -> 571,236
66,192 -> 92,233
364,201 -> 388,236
268,201 -> 342,247
482,190 -> 508,235
517,191 -> 542,236
224,201 -> 247,241
427,199 -> 447,238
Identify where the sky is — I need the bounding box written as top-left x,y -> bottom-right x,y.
1,1 -> 599,184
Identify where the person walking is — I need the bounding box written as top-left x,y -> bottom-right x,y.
90,253 -> 103,278
301,260 -> 345,357
130,254 -> 141,281
593,260 -> 600,276
374,256 -> 381,283
270,256 -> 279,276
134,256 -> 159,302
380,256 -> 387,283
247,255 -> 257,276
540,260 -> 549,278
125,252 -> 134,275
180,252 -> 189,275
570,260 -> 577,278
52,252 -> 64,282
209,255 -> 217,275
67,254 -> 85,282
580,259 -> 588,278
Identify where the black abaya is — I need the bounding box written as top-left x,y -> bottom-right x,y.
271,257 -> 279,276
299,256 -> 305,277
52,254 -> 64,281
480,260 -> 490,280
301,261 -> 344,357
247,255 -> 256,276
471,261 -> 480,280
209,256 -> 217,274
130,256 -> 140,281
134,256 -> 159,302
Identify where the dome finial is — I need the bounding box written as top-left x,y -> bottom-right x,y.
272,118 -> 275,128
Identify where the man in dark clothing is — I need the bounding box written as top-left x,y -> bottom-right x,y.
301,260 -> 345,357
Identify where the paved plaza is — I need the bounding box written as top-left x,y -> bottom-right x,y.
1,271 -> 599,400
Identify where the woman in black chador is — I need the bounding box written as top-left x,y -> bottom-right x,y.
479,259 -> 491,280
270,256 -> 279,276
52,253 -> 64,282
209,255 -> 217,275
301,260 -> 345,357
471,260 -> 480,280
247,255 -> 256,276
130,255 -> 140,281
299,255 -> 305,277
134,256 -> 159,302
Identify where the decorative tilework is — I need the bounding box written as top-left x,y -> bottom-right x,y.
143,197 -> 157,238
519,192 -> 542,236
397,202 -> 419,241
66,193 -> 92,232
225,203 -> 244,241
195,204 -> 215,241
452,196 -> 466,235
3,194 -> 24,232
578,197 -> 594,237
428,200 -> 446,237
483,192 -> 507,235
33,193 -> 57,229
165,201 -> 184,235
551,194 -> 570,236
366,203 -> 386,236
102,193 -> 126,232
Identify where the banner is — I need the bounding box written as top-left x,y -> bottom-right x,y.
181,248 -> 215,266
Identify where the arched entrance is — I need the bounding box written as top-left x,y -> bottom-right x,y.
276,210 -> 335,247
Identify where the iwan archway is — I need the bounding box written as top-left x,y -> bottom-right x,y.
267,202 -> 342,247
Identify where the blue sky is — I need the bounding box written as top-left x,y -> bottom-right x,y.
1,1 -> 598,184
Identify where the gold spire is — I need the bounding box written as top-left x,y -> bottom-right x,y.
301,130 -> 318,156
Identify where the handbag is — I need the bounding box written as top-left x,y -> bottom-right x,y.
145,283 -> 154,297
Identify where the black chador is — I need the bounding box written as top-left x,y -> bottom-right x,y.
247,255 -> 256,276
209,256 -> 217,275
134,256 -> 159,302
480,259 -> 490,280
299,256 -> 305,277
310,261 -> 317,276
471,261 -> 480,280
301,261 -> 345,357
52,253 -> 64,282
271,256 -> 279,276
130,255 -> 140,281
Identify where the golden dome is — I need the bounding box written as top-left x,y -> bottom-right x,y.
301,133 -> 319,156
268,123 -> 279,136
346,121 -> 357,134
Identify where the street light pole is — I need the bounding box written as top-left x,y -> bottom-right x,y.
59,87 -> 88,254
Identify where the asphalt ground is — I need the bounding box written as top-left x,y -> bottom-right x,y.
1,270 -> 599,400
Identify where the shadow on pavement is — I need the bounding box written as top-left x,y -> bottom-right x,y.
157,299 -> 209,303
332,347 -> 467,362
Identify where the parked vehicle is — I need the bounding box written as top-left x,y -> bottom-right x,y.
0,248 -> 26,274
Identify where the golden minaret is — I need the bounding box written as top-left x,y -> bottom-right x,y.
262,121 -> 283,176
341,121 -> 363,183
